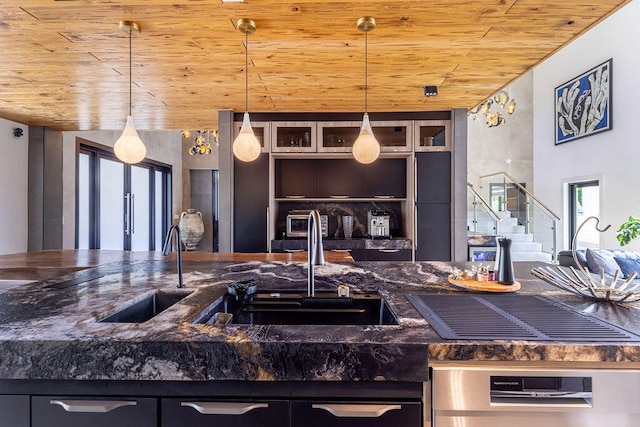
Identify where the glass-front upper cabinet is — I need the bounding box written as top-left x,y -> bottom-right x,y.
414,120 -> 450,151
271,122 -> 317,153
318,120 -> 412,153
233,121 -> 270,153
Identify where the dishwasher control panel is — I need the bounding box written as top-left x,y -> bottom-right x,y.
490,375 -> 592,399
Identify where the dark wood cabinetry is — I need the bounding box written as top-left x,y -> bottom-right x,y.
275,158 -> 317,197
4,380 -> 424,427
0,395 -> 29,427
316,159 -> 363,197
291,401 -> 422,427
362,158 -> 407,198
31,396 -> 157,427
162,399 -> 289,427
275,158 -> 406,199
415,152 -> 451,261
234,153 -> 269,252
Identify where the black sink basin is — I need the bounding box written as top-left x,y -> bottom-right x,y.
192,290 -> 399,326
100,291 -> 191,323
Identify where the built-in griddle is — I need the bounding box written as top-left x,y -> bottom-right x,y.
406,293 -> 640,342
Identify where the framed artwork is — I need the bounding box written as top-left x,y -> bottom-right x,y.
555,58 -> 612,145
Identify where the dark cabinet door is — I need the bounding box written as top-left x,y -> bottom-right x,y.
291,401 -> 422,427
362,158 -> 407,198
316,159 -> 363,197
162,399 -> 289,427
31,396 -> 157,427
275,158 -> 317,197
416,152 -> 451,203
365,249 -> 412,261
415,203 -> 451,261
0,395 -> 29,427
234,153 -> 269,252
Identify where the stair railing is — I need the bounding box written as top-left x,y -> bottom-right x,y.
467,183 -> 500,235
478,171 -> 561,262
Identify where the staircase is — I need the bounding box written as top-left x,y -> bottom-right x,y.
495,211 -> 552,262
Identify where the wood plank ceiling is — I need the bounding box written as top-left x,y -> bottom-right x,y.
0,0 -> 630,131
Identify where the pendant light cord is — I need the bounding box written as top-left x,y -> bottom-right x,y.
128,27 -> 132,117
245,29 -> 249,113
364,29 -> 368,113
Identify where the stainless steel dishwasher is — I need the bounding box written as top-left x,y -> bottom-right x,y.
431,364 -> 640,427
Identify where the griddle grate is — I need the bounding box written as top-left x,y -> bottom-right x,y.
406,294 -> 640,342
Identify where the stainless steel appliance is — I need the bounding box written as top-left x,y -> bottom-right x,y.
286,211 -> 328,238
368,210 -> 390,238
431,364 -> 640,427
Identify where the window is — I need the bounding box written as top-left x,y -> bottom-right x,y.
76,141 -> 172,251
568,180 -> 600,249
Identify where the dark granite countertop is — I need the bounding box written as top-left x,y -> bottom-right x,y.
0,256 -> 639,383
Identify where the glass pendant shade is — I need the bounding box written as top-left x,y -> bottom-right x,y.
352,113 -> 380,164
114,115 -> 146,164
233,112 -> 261,162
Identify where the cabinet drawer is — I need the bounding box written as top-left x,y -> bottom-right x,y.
31,396 -> 157,427
0,395 -> 29,427
162,399 -> 289,426
366,248 -> 412,261
291,401 -> 422,427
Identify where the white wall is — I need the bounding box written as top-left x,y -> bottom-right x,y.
467,72 -> 534,190
0,118 -> 28,255
533,0 -> 640,251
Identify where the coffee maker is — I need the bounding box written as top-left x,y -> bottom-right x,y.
368,210 -> 391,238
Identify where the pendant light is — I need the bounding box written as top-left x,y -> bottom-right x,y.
352,16 -> 380,165
233,19 -> 261,163
114,20 -> 146,164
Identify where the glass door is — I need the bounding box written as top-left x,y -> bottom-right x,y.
569,180 -> 600,248
77,142 -> 171,251
99,157 -> 126,249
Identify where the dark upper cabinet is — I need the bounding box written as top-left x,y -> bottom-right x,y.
234,153 -> 270,252
275,159 -> 317,198
316,159 -> 363,197
275,158 -> 407,199
416,152 -> 451,203
362,158 -> 406,198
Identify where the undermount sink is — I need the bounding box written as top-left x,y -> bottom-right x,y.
99,290 -> 191,323
192,290 -> 399,326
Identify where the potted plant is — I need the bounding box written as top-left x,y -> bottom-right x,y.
617,215 -> 640,246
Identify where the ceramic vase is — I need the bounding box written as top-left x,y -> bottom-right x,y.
179,209 -> 204,251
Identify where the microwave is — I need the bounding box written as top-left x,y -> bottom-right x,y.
286,213 -> 328,238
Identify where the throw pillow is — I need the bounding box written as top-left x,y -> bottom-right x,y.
614,257 -> 640,280
585,248 -> 621,277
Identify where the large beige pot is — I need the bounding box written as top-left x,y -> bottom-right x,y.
179,209 -> 204,251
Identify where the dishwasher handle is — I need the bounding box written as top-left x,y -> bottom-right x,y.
312,403 -> 401,417
490,391 -> 593,408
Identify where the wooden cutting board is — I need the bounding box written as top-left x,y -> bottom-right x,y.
448,276 -> 521,293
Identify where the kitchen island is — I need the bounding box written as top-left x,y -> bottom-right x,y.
1,250 -> 640,381
1,251 -> 640,426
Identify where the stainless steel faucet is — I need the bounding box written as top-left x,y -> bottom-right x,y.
307,209 -> 325,297
162,225 -> 184,288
